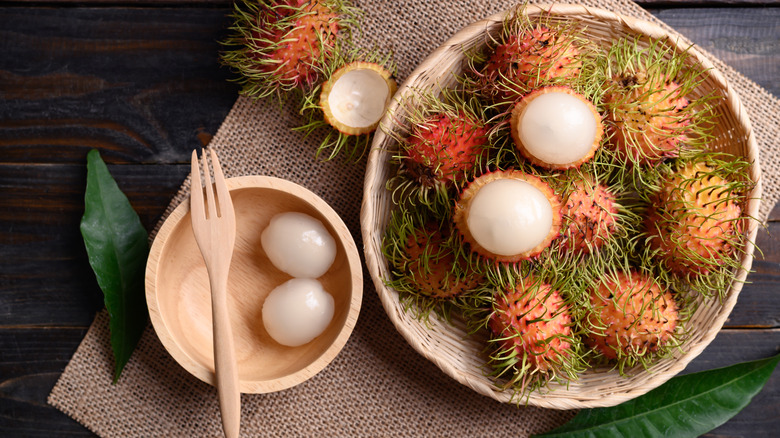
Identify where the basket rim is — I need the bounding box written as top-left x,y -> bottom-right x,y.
360,3 -> 762,409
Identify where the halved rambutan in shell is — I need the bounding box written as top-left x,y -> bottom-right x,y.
320,61 -> 397,136
453,170 -> 562,262
510,86 -> 603,170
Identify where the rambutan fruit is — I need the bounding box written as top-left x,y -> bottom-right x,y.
382,208 -> 484,318
319,61 -> 396,136
645,160 -> 745,278
487,278 -> 581,387
297,47 -> 397,161
453,170 -> 562,263
404,111 -> 490,187
509,86 -> 603,170
221,0 -> 358,99
585,270 -> 679,370
386,89 -> 492,214
477,24 -> 584,106
559,179 -> 619,255
600,38 -> 712,166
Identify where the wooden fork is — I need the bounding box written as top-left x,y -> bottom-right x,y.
190,148 -> 240,438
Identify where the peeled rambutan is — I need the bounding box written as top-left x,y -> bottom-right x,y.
585,270 -> 679,367
478,25 -> 583,105
510,86 -> 603,170
319,61 -> 397,137
489,279 -> 577,378
559,179 -> 619,254
404,111 -> 490,188
453,170 -> 562,263
221,0 -> 355,98
645,161 -> 743,277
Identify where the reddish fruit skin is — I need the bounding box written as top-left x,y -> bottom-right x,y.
480,26 -> 581,103
251,0 -> 339,89
605,73 -> 690,165
586,271 -> 678,360
405,112 -> 489,187
489,282 -> 573,372
560,180 -> 619,254
645,162 -> 742,276
403,225 -> 480,299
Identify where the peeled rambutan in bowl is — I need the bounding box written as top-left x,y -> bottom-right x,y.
361,4 -> 761,409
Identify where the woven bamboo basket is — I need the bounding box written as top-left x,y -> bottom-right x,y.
361,3 -> 761,409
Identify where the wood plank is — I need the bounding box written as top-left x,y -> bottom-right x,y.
0,7 -> 237,165
0,327 -> 94,437
0,327 -> 776,437
0,163 -> 189,327
647,7 -> 780,98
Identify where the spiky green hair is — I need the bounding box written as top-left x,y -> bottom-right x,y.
598,36 -> 716,168
385,86 -> 493,218
574,262 -> 686,375
639,151 -> 757,299
381,204 -> 487,322
220,0 -> 361,100
460,269 -> 587,400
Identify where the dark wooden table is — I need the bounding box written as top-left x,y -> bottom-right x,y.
1,1 -> 777,436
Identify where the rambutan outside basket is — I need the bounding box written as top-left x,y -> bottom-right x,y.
361,4 -> 762,409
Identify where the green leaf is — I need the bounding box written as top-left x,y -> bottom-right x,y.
535,353 -> 780,438
80,149 -> 149,382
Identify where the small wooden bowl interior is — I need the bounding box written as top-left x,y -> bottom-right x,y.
362,4 -> 761,409
147,175 -> 362,393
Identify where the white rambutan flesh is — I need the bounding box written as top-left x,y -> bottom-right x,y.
466,179 -> 554,257
320,62 -> 397,136
511,87 -> 602,169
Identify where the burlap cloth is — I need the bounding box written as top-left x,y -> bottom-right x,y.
48,1 -> 780,436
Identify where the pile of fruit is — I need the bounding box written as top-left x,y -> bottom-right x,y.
221,0 -> 397,160
381,8 -> 756,396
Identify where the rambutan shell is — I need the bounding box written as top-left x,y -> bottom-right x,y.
490,281 -> 574,372
645,162 -> 743,276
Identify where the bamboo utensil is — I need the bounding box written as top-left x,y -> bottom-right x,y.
190,148 -> 240,438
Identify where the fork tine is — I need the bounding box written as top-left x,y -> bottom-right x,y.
190,149 -> 205,220
201,150 -> 218,220
210,148 -> 232,218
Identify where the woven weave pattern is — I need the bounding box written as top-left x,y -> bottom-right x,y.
362,3 -> 760,409
48,1 -> 778,436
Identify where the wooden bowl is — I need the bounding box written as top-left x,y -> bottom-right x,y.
147,175 -> 362,393
361,4 -> 761,408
